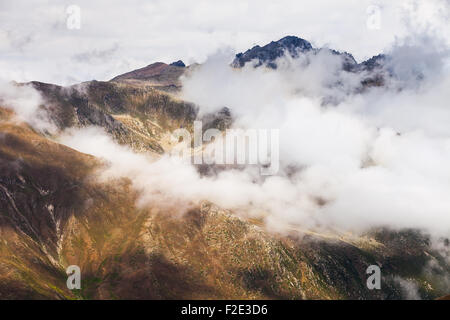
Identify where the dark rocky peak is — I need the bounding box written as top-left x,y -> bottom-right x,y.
232,35 -> 314,68
359,54 -> 387,71
356,54 -> 389,88
311,48 -> 358,72
232,36 -> 361,71
170,60 -> 186,67
274,35 -> 314,52
231,36 -> 387,79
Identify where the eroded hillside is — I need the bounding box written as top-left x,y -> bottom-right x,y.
0,106 -> 448,299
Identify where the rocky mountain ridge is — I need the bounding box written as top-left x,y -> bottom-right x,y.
231,36 -> 385,73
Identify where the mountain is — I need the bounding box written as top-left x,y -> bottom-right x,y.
360,54 -> 387,71
232,35 -> 378,70
1,115 -> 447,299
232,36 -> 314,68
110,61 -> 186,92
109,36 -> 386,93
0,36 -> 449,299
232,36 -> 386,86
29,79 -> 196,154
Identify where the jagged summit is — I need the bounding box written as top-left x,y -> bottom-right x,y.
232,35 -> 385,74
170,60 -> 186,67
232,35 -> 314,68
359,54 -> 386,71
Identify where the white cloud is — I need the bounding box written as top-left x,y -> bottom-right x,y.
0,0 -> 448,85
176,33 -> 450,236
0,81 -> 56,133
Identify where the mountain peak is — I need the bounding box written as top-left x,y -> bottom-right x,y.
110,61 -> 185,90
232,35 -> 387,76
232,35 -> 313,68
170,60 -> 186,67
276,35 -> 313,49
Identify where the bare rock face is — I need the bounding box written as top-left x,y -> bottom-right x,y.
231,36 -> 360,70
170,60 -> 186,67
232,36 -> 314,68
232,36 -> 388,88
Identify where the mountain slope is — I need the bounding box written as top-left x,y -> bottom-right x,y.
0,35 -> 449,299
30,80 -> 197,154
110,61 -> 186,92
0,107 -> 448,299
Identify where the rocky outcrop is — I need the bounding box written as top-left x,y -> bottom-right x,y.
170,60 -> 186,67
231,36 -> 387,87
232,36 -> 314,68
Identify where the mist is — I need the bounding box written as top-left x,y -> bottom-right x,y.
177,35 -> 450,236
57,35 -> 450,237
0,81 -> 56,133
1,34 -> 449,240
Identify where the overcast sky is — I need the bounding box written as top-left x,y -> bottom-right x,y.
1,0 -> 449,85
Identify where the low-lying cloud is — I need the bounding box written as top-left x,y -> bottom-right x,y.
177,35 -> 450,236
0,81 -> 56,133
1,33 -> 449,240
57,36 -> 450,237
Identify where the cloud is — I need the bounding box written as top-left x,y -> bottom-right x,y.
55,34 -> 450,238
0,81 -> 56,133
394,277 -> 421,300
175,32 -> 450,236
72,43 -> 120,64
0,0 -> 448,85
0,0 -> 449,297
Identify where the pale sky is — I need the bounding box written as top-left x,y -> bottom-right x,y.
0,0 -> 449,85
